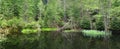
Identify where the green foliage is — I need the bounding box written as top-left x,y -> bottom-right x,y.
79,20 -> 90,29
0,20 -> 8,28
0,18 -> 40,35
0,0 -> 120,30
7,18 -> 22,27
112,0 -> 120,7
0,37 -> 7,42
1,0 -> 120,49
82,30 -> 112,38
41,28 -> 58,31
111,6 -> 120,17
110,18 -> 120,30
21,29 -> 38,34
96,18 -> 104,30
24,21 -> 38,29
0,18 -> 20,28
22,28 -> 58,34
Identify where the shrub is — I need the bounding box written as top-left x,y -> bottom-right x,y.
79,20 -> 90,29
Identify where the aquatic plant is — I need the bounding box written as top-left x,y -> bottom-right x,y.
41,28 -> 58,31
82,30 -> 112,38
21,29 -> 38,34
22,28 -> 58,34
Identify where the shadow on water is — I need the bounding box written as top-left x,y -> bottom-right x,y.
0,32 -> 120,49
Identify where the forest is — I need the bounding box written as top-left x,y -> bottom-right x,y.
0,0 -> 120,49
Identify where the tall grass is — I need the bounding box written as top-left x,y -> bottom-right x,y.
82,30 -> 112,38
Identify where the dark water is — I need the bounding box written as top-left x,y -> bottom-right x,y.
0,32 -> 120,49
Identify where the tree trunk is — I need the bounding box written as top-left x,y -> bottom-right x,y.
99,0 -> 111,49
63,0 -> 67,22
23,0 -> 28,22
